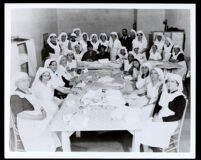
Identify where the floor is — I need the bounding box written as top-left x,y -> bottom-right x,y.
9,79 -> 191,152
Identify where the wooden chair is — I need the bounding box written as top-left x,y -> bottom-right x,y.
159,98 -> 188,152
10,111 -> 25,152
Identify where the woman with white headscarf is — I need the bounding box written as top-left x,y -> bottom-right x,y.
99,33 -> 109,51
90,33 -> 100,52
68,33 -> 79,51
44,58 -> 72,99
162,37 -> 174,61
131,47 -> 147,63
153,32 -> 165,54
73,28 -> 82,42
47,33 -> 61,58
108,32 -> 122,61
135,62 -> 152,94
116,46 -> 128,63
135,73 -> 186,152
129,29 -> 137,40
132,30 -> 148,54
57,55 -> 74,88
73,43 -> 85,62
149,44 -> 162,61
169,44 -> 187,80
10,72 -> 62,152
58,32 -> 70,55
80,32 -> 90,53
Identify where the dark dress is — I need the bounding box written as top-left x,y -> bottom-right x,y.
97,52 -> 110,60
152,93 -> 186,122
119,36 -> 133,52
10,89 -> 34,125
81,50 -> 98,61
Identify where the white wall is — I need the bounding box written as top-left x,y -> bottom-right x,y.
137,9 -> 165,45
165,9 -> 190,57
11,9 -> 58,67
57,9 -> 135,37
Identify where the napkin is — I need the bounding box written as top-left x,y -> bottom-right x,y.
98,58 -> 109,64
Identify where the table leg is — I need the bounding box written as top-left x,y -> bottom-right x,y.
61,131 -> 74,152
75,131 -> 81,138
128,130 -> 140,152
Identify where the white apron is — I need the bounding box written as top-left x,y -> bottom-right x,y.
15,90 -> 60,152
109,39 -> 122,61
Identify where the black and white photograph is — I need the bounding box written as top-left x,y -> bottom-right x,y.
4,3 -> 196,159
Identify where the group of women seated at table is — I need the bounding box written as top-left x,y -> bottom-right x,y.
10,27 -> 187,152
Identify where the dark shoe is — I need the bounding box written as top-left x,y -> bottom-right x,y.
56,146 -> 63,152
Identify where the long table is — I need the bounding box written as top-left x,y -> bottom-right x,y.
49,69 -> 143,152
49,61 -> 182,152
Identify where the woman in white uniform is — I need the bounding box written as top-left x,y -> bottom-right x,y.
132,58 -> 141,81
108,32 -> 122,61
44,58 -> 72,99
80,32 -> 90,53
149,44 -> 162,61
99,33 -> 109,51
169,44 -> 187,80
131,47 -> 147,63
58,32 -> 70,55
68,33 -> 78,51
116,46 -> 128,64
73,43 -> 85,62
136,73 -> 186,152
134,62 -> 152,94
73,28 -> 82,42
162,37 -> 174,61
132,30 -> 148,56
47,33 -> 61,58
153,33 -> 165,54
10,72 -> 62,152
90,33 -> 100,52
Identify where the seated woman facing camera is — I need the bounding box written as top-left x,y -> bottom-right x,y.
116,46 -> 128,64
135,73 -> 186,152
120,53 -> 135,76
44,58 -> 75,99
73,43 -> 85,62
47,33 -> 61,58
148,44 -> 162,61
127,67 -> 164,113
10,72 -> 62,152
169,45 -> 187,80
57,55 -> 80,87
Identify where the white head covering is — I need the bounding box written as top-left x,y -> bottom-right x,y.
130,29 -> 137,37
81,32 -> 89,41
136,30 -> 147,43
99,33 -> 108,42
73,43 -> 83,52
47,33 -> 58,44
151,67 -> 164,82
118,46 -> 128,58
31,67 -> 53,88
71,33 -> 77,37
158,73 -> 184,117
58,32 -> 67,42
73,28 -> 82,35
44,58 -> 57,68
90,33 -> 99,42
154,32 -> 165,42
172,44 -> 184,59
14,72 -> 30,89
57,55 -> 67,65
140,62 -> 152,73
